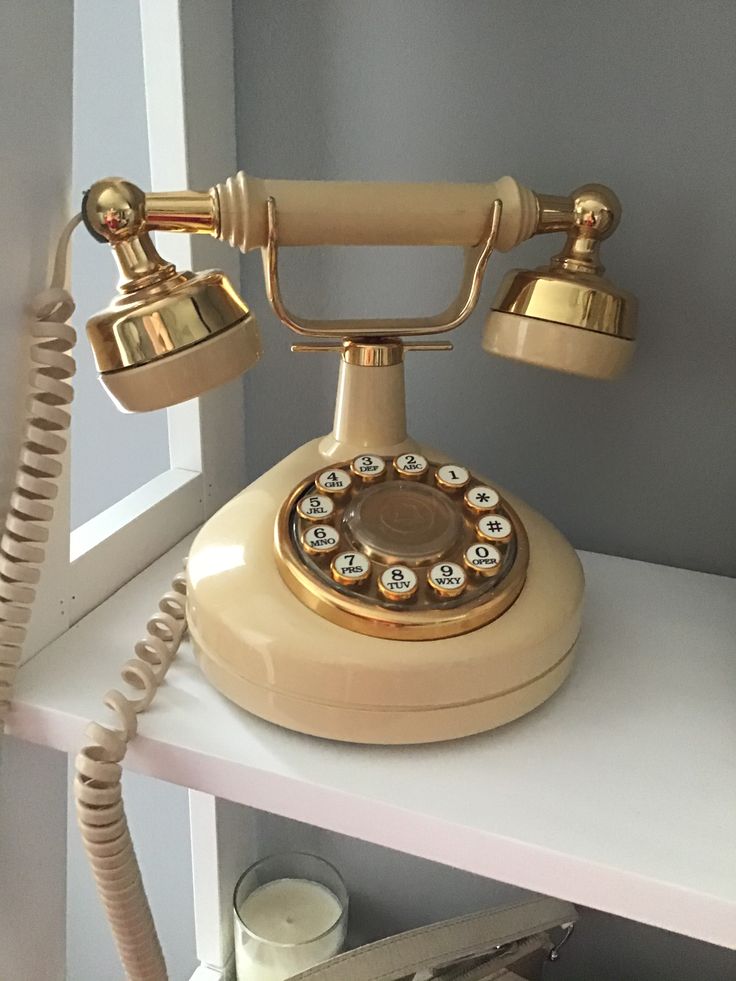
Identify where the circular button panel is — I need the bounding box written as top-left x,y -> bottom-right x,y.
277,454 -> 528,640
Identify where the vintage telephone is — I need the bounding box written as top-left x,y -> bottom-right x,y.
0,171 -> 633,979
78,172 -> 635,744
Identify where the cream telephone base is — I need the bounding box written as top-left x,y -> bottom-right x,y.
187,436 -> 583,744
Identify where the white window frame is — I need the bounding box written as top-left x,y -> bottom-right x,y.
61,2 -> 247,630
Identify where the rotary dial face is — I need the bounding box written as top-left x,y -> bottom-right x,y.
275,454 -> 529,641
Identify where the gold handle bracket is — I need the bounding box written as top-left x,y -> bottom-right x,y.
263,197 -> 502,339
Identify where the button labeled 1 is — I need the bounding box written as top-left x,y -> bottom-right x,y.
428,562 -> 466,598
378,565 -> 418,601
301,524 -> 340,555
435,465 -> 470,491
331,551 -> 371,586
351,454 -> 386,481
464,543 -> 501,576
297,493 -> 335,521
477,514 -> 513,542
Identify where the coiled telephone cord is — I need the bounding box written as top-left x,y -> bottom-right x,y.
0,214 -> 81,726
0,214 -> 176,980
74,571 -> 188,981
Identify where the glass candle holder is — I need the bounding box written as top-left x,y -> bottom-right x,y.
233,852 -> 349,981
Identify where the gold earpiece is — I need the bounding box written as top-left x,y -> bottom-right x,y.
484,184 -> 636,379
82,178 -> 261,412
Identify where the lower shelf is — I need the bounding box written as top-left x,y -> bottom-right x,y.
188,794 -> 736,981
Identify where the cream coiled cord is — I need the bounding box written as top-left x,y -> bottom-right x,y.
74,571 -> 188,981
0,214 -> 183,980
0,213 -> 80,725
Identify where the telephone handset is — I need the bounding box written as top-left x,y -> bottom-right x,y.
1,171 -> 634,978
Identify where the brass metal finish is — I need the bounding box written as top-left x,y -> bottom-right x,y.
274,457 -> 529,640
82,178 -> 260,394
291,340 -> 454,364
263,196 -> 503,338
144,190 -> 217,234
87,268 -> 255,373
490,184 -> 636,341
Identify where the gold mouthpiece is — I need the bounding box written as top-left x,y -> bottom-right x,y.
484,184 -> 636,379
82,178 -> 261,412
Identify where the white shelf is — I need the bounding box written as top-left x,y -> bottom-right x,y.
9,535 -> 736,950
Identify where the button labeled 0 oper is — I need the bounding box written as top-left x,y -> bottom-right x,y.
301,524 -> 339,555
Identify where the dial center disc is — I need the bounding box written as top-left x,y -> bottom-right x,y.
344,481 -> 461,564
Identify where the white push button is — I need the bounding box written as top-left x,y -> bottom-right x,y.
297,493 -> 335,522
428,562 -> 466,598
393,453 -> 429,479
477,514 -> 513,543
435,464 -> 470,491
378,565 -> 418,601
315,468 -> 352,495
331,551 -> 371,586
301,524 -> 340,555
350,454 -> 386,481
464,543 -> 502,576
464,485 -> 500,513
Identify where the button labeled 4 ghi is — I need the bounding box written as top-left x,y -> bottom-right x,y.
378,565 -> 418,601
331,551 -> 371,586
316,469 -> 352,495
428,562 -> 466,598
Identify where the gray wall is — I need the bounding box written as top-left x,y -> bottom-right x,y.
234,0 -> 736,578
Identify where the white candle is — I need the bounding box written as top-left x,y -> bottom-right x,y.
235,877 -> 345,981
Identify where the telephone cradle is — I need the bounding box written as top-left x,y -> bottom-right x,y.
187,437 -> 584,744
